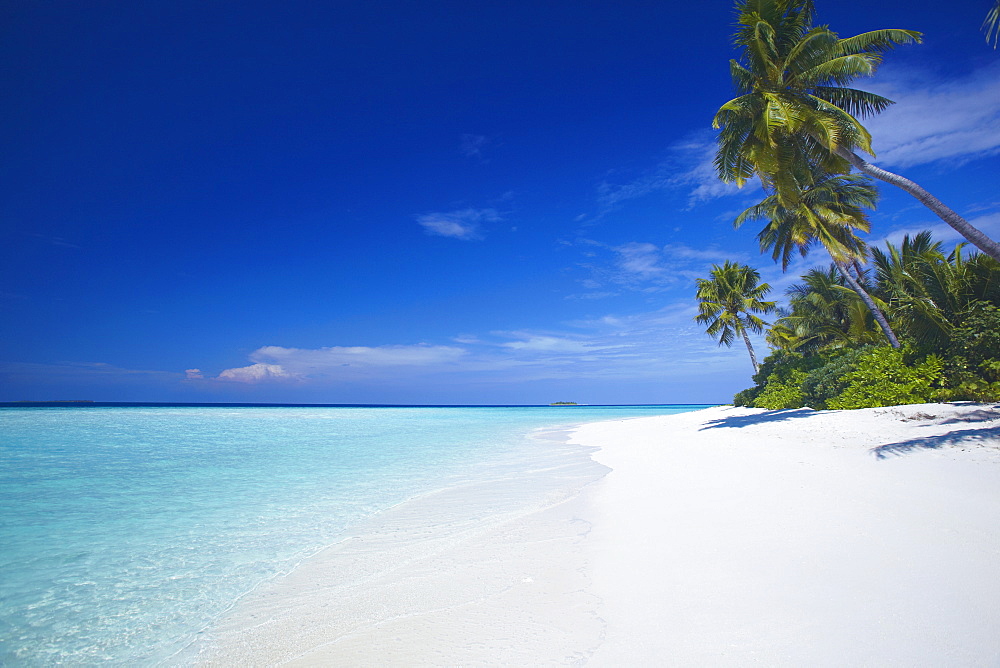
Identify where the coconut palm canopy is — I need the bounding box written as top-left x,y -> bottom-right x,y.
734,171 -> 876,269
714,0 -> 920,198
714,0 -> 1000,262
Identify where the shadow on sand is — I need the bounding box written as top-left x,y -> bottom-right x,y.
699,407 -> 816,430
872,425 -> 1000,460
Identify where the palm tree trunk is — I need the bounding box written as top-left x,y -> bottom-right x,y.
832,258 -> 901,349
836,147 -> 1000,263
852,259 -> 865,282
740,327 -> 760,374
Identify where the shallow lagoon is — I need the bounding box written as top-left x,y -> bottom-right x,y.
0,404 -> 708,664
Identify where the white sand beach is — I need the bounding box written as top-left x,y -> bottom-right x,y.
193,402 -> 1000,666
578,402 -> 1000,666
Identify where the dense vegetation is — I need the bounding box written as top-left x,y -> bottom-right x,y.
697,0 -> 1000,410
731,235 -> 1000,409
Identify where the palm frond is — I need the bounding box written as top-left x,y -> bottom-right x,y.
797,54 -> 878,87
986,1 -> 1000,47
837,29 -> 922,56
809,87 -> 894,118
729,60 -> 758,93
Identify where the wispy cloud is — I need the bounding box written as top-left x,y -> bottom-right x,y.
616,242 -> 668,281
27,232 -> 82,249
254,343 -> 467,369
498,332 -> 618,354
584,132 -> 761,223
587,62 -> 1000,218
572,239 -> 749,296
459,134 -> 490,159
199,303 -> 759,391
669,136 -> 755,207
0,360 -> 179,379
863,61 -> 1000,168
416,208 -> 501,240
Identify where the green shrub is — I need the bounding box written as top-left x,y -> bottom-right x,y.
735,349 -> 824,408
799,346 -> 873,409
948,303 -> 1000,366
938,303 -> 1000,401
827,347 -> 944,410
751,369 -> 809,409
733,386 -> 761,407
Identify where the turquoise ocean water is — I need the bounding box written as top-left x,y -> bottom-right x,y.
0,404 -> 708,665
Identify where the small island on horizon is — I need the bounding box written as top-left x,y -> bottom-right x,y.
549,402 -> 579,406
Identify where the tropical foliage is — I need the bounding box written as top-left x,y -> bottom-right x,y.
702,0 -> 1000,409
696,0 -> 1000,409
734,170 -> 900,347
732,233 -> 1000,409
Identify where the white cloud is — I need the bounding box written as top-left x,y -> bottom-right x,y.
416,208 -> 501,240
670,138 -> 753,206
211,344 -> 470,385
592,63 -> 1000,217
662,243 -> 738,263
498,333 -> 617,354
862,62 -> 1000,167
251,343 -> 467,369
185,368 -> 203,380
217,363 -> 298,383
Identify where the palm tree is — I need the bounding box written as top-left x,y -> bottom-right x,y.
734,170 -> 901,347
713,0 -> 1000,263
695,261 -> 777,374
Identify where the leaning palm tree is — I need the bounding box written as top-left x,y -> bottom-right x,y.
714,0 -> 1000,262
777,265 -> 883,353
695,261 -> 776,374
734,170 -> 901,347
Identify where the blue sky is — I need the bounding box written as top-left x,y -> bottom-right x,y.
2,0 -> 998,404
